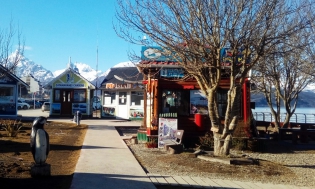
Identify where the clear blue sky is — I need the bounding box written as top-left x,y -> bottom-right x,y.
0,0 -> 140,73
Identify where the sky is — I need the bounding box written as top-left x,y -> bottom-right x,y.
0,0 -> 141,74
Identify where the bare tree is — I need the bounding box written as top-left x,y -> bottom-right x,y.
252,21 -> 315,131
115,0 -> 315,156
0,19 -> 24,77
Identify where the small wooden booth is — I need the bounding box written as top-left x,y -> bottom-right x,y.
99,67 -> 144,120
44,67 -> 96,118
137,46 -> 252,148
0,65 -> 28,117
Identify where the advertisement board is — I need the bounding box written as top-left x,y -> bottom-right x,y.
190,90 -> 208,115
158,118 -> 178,148
72,103 -> 87,114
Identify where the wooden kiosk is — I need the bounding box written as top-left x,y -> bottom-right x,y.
99,67 -> 144,120
137,46 -> 252,148
45,67 -> 96,118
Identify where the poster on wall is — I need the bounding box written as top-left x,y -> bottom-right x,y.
72,103 -> 87,114
158,118 -> 178,148
190,90 -> 208,115
51,103 -> 61,114
129,108 -> 144,118
103,106 -> 115,117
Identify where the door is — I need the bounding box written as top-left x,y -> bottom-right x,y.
118,92 -> 128,119
61,90 -> 73,115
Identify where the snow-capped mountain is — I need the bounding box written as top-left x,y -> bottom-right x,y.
53,62 -> 102,82
9,51 -> 55,84
6,51 -> 137,87
303,83 -> 315,93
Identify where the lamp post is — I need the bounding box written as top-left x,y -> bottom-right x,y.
32,92 -> 36,109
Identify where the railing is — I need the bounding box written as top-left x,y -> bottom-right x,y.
253,112 -> 315,124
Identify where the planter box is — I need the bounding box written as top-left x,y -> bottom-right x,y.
137,129 -> 147,142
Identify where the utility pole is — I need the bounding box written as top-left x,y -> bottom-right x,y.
96,44 -> 99,118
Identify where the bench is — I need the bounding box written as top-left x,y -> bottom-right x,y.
163,130 -> 184,154
279,128 -> 315,144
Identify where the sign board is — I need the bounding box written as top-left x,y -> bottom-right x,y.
220,48 -> 250,66
54,71 -> 88,88
141,46 -> 180,62
72,103 -> 87,114
158,118 -> 178,148
190,90 -> 208,115
160,68 -> 184,78
0,96 -> 14,103
55,83 -> 85,88
51,103 -> 60,114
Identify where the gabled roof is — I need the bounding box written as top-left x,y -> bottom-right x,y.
44,67 -> 96,89
100,67 -> 143,86
0,64 -> 29,87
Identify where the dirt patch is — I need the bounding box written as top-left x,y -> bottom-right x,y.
1,124 -> 314,189
0,121 -> 88,189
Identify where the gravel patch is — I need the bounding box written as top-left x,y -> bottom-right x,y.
119,127 -> 315,187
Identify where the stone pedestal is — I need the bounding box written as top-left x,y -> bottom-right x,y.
30,163 -> 51,177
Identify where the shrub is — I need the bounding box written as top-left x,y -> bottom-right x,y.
232,137 -> 248,150
196,132 -> 214,150
0,119 -> 23,137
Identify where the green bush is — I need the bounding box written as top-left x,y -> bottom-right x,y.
0,119 -> 23,137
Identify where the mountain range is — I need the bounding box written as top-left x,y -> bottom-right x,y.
9,51 -> 136,87
251,91 -> 315,108
7,52 -> 315,107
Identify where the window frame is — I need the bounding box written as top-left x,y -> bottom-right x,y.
104,91 -> 116,105
73,90 -> 86,103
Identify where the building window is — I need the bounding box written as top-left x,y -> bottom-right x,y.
217,89 -> 228,117
119,92 -> 127,105
73,90 -> 86,102
104,91 -> 116,105
54,90 -> 60,102
217,88 -> 242,118
0,87 -> 14,96
130,91 -> 143,106
161,90 -> 189,116
0,86 -> 15,115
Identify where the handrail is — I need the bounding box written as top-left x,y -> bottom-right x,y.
253,112 -> 315,124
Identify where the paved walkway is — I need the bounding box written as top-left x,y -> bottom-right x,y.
47,118 -> 311,189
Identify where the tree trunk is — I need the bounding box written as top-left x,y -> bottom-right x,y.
211,85 -> 240,156
213,133 -> 232,156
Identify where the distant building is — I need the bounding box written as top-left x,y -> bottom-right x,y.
0,64 -> 28,117
20,74 -> 42,96
44,65 -> 96,118
99,67 -> 144,120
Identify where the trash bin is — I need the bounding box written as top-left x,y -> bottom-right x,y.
195,113 -> 204,129
73,111 -> 82,125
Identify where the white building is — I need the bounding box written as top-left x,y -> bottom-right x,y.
21,74 -> 42,95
